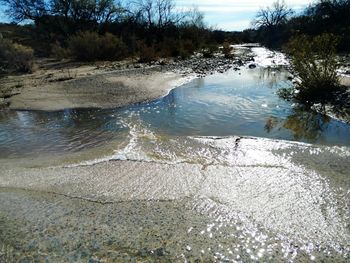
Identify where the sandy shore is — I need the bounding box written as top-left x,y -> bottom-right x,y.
0,56 -> 237,111
8,70 -> 186,111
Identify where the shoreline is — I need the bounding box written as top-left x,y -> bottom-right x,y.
0,55 -> 240,111
8,70 -> 186,111
1,46 -> 349,112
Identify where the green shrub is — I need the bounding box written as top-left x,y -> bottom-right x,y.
0,38 -> 35,73
276,87 -> 295,101
286,33 -> 340,103
68,31 -> 128,61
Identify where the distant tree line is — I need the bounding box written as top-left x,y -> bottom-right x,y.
249,0 -> 350,52
0,0 -> 240,62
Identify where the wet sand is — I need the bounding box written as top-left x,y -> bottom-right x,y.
1,55 -> 236,111
8,70 -> 187,111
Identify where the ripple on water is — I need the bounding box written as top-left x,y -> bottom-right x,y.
1,66 -> 350,159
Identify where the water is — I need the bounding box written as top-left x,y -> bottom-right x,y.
1,137 -> 350,262
1,47 -> 350,262
1,67 -> 350,159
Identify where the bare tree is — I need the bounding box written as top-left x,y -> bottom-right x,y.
0,0 -> 48,22
1,0 -> 123,24
182,6 -> 205,29
156,0 -> 175,27
51,0 -> 71,18
61,0 -> 122,23
253,0 -> 293,28
130,0 -> 184,28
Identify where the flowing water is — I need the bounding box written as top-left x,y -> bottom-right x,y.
1,47 -> 350,262
1,67 -> 350,160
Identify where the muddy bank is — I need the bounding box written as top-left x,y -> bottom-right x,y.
1,136 -> 349,262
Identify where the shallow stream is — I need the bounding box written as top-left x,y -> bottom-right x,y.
1,60 -> 350,160
1,46 -> 350,262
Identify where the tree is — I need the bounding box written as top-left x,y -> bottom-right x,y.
0,0 -> 48,22
252,0 -> 293,47
253,0 -> 293,29
67,0 -> 122,24
130,0 -> 183,29
182,7 -> 205,29
1,0 -> 123,24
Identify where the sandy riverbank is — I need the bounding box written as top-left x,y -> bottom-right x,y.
8,69 -> 186,111
1,46 -> 349,111
0,55 -> 238,111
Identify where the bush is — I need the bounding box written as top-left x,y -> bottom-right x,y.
222,42 -> 234,58
0,38 -> 35,73
157,38 -> 194,60
178,47 -> 191,59
181,39 -> 196,58
50,41 -> 70,60
137,41 -> 158,63
286,33 -> 340,103
202,44 -> 218,58
68,31 -> 128,61
158,38 -> 180,58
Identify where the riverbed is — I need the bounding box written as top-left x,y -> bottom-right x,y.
0,46 -> 349,262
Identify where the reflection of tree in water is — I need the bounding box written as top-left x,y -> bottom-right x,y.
0,109 -> 126,156
257,67 -> 290,89
265,108 -> 331,142
264,116 -> 279,133
283,110 -> 330,142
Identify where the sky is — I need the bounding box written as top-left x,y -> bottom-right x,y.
0,0 -> 315,31
176,0 -> 315,31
